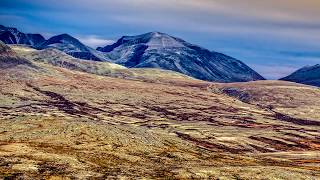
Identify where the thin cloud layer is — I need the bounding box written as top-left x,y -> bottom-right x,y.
76,35 -> 115,48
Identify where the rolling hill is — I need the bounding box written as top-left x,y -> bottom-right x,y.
11,45 -> 193,83
0,41 -> 319,179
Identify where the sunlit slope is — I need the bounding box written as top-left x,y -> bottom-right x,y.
211,80 -> 320,120
12,45 -> 193,83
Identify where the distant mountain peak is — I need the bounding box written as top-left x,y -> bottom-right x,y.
38,33 -> 108,61
143,31 -> 169,38
0,25 -> 18,33
301,64 -> 320,70
97,32 -> 264,82
41,34 -> 86,49
143,32 -> 185,49
123,31 -> 167,38
60,33 -> 71,37
150,31 -> 162,36
281,64 -> 320,87
0,25 -> 264,82
55,33 -> 75,39
121,31 -> 179,43
0,25 -> 46,46
45,33 -> 81,44
97,31 -> 185,53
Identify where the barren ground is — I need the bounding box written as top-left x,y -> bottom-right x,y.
0,46 -> 319,179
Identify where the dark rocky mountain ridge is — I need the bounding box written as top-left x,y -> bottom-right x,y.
97,32 -> 265,82
37,33 -> 108,61
0,25 -> 107,61
280,64 -> 320,87
0,25 -> 264,82
0,25 -> 45,46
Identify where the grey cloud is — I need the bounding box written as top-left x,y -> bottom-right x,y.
75,35 -> 115,48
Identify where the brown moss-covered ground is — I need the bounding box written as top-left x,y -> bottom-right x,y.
0,46 -> 319,179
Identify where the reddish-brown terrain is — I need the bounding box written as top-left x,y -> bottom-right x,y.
0,44 -> 319,179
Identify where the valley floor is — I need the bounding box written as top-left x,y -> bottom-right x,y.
0,49 -> 320,179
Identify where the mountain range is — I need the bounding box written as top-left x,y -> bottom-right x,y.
2,24 -> 320,86
0,25 -> 266,83
0,25 -> 45,47
0,25 -> 108,61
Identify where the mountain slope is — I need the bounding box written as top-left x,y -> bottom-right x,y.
97,32 -> 265,82
0,41 -> 35,70
37,34 -> 108,61
280,64 -> 320,87
11,45 -> 193,83
0,25 -> 108,61
0,25 -> 45,46
1,26 -> 264,82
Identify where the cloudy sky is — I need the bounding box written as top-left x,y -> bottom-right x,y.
1,0 -> 320,79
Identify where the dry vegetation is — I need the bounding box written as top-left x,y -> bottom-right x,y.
0,45 -> 319,179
